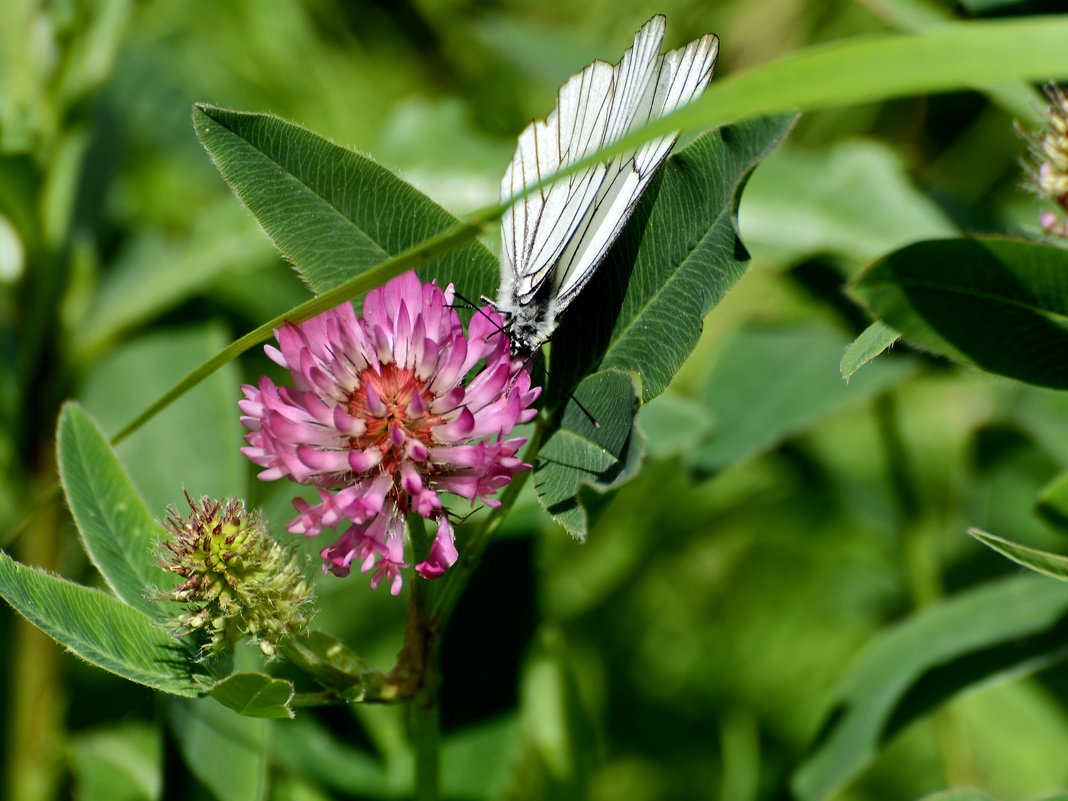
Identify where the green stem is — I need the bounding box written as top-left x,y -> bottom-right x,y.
410,696 -> 441,801
429,420 -> 546,627
6,454 -> 65,801
406,562 -> 441,800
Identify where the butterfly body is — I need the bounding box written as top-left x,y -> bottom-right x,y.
496,15 -> 719,357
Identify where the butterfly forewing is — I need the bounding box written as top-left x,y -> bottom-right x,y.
551,31 -> 718,305
502,61 -> 617,304
497,15 -> 719,356
501,21 -> 665,301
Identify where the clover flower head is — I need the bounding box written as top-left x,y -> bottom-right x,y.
1021,83 -> 1068,237
159,494 -> 313,656
239,271 -> 540,594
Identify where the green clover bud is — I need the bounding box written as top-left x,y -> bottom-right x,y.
159,494 -> 313,656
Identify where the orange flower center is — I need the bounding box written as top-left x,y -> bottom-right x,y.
345,363 -> 442,459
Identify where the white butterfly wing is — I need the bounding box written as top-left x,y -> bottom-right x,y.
499,16 -> 718,317
500,59 -> 618,305
552,28 -> 719,305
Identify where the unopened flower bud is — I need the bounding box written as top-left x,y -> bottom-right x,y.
158,494 -> 313,656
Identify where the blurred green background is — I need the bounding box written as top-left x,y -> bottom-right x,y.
4,1 -> 1068,799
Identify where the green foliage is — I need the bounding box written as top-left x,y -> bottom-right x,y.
850,238 -> 1068,389
740,140 -> 958,263
842,321 -> 902,381
207,673 -> 295,719
57,403 -> 170,619
79,323 -> 246,512
7,2 -> 1068,800
688,323 -> 918,472
674,14 -> 1068,133
0,550 -> 204,695
549,114 -> 797,404
169,697 -> 269,801
1038,469 -> 1068,532
793,574 -> 1068,801
267,715 -> 393,797
969,529 -> 1068,581
534,370 -> 644,539
536,115 -> 794,536
66,724 -> 160,801
193,104 -> 498,301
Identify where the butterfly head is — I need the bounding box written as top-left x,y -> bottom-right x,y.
496,294 -> 560,359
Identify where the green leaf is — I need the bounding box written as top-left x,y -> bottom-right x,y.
168,697 -> 268,801
968,529 -> 1068,581
914,793 -> 998,801
534,115 -> 794,538
440,715 -> 521,800
1037,469 -> 1068,533
688,323 -> 919,473
841,321 -> 902,381
549,114 -> 797,406
206,673 -> 295,719
77,201 -> 277,359
658,16 -> 1068,145
850,238 -> 1068,389
0,550 -> 203,695
192,104 -> 497,300
66,723 -> 161,801
56,403 -> 168,619
534,370 -> 645,540
518,628 -> 597,797
792,574 -> 1068,801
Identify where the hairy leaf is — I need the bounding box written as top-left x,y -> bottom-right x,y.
207,673 -> 295,719
57,403 -> 169,619
0,551 -> 202,695
841,320 -> 902,381
193,104 -> 497,301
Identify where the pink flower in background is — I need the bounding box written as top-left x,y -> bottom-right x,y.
1022,83 -> 1068,237
239,271 -> 539,594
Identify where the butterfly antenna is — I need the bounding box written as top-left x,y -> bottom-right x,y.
451,292 -> 599,428
447,506 -> 482,525
570,391 -> 600,429
451,290 -> 510,344
531,340 -> 600,430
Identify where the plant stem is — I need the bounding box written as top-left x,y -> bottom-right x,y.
6,454 -> 64,801
429,420 -> 545,628
410,696 -> 441,801
395,419 -> 547,798
405,557 -> 442,800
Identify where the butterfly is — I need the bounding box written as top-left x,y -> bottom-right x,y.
495,15 -> 719,358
